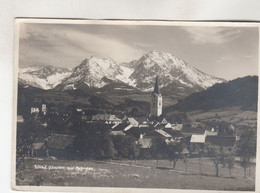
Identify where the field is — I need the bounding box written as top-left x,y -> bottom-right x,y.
187,107 -> 257,127
16,157 -> 255,191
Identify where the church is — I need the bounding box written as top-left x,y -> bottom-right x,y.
150,76 -> 163,118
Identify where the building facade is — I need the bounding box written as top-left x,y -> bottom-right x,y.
150,76 -> 162,117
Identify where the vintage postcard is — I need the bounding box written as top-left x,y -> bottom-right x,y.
12,19 -> 259,192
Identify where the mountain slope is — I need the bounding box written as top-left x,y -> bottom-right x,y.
56,56 -> 138,93
129,51 -> 225,95
57,56 -> 123,90
19,65 -> 72,90
19,51 -> 225,97
166,76 -> 258,112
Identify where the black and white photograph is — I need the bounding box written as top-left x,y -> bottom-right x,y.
13,19 -> 258,191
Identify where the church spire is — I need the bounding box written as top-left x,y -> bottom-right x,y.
150,76 -> 162,118
153,76 -> 160,94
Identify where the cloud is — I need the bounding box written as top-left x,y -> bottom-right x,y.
182,27 -> 241,45
19,24 -> 146,67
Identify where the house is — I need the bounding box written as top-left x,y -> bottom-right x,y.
127,117 -> 139,127
159,117 -> 168,125
172,124 -> 183,131
42,104 -> 47,115
110,122 -> 129,135
204,129 -> 218,136
164,123 -> 172,129
190,134 -> 206,153
31,107 -> 40,114
110,130 -> 125,136
92,114 -> 122,124
31,142 -> 46,157
163,129 -> 184,143
155,129 -> 172,138
205,136 -> 236,151
31,103 -> 47,115
191,121 -> 206,129
17,115 -> 24,123
181,124 -> 205,137
43,134 -> 76,158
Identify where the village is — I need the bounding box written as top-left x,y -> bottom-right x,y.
16,77 -> 255,182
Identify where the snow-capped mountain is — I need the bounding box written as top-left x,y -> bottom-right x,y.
129,51 -> 225,94
19,65 -> 72,89
57,56 -> 130,90
19,51 -> 225,96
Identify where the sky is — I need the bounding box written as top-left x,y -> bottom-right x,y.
19,22 -> 259,80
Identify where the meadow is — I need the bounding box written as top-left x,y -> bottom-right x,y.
16,157 -> 255,191
187,107 -> 257,127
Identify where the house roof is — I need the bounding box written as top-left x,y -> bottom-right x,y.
157,116 -> 167,123
127,117 -> 139,127
205,136 -> 236,147
163,129 -> 183,138
110,130 -> 125,136
164,123 -> 172,128
46,134 -> 76,149
190,134 -> 206,143
172,124 -> 183,130
17,115 -> 24,123
191,122 -> 206,129
182,125 -> 205,135
92,114 -> 121,122
112,122 -> 129,131
107,115 -> 121,121
155,129 -> 172,138
204,130 -> 218,136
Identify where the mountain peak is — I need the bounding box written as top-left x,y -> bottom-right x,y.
59,55 -> 123,89
18,65 -> 72,90
19,51 -> 225,96
144,50 -> 178,60
129,51 -> 225,93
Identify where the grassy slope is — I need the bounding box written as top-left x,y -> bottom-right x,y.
17,158 -> 255,191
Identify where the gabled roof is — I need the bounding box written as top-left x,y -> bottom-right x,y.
164,123 -> 172,129
110,130 -> 125,136
190,134 -> 206,143
204,130 -> 218,136
205,136 -> 236,147
92,114 -> 121,121
163,128 -> 183,138
155,129 -> 172,138
127,117 -> 139,127
112,122 -> 129,131
172,124 -> 183,130
17,115 -> 24,123
191,122 -> 206,129
182,125 -> 205,135
107,114 -> 121,121
46,134 -> 76,149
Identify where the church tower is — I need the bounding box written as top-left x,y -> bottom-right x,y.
150,76 -> 162,117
